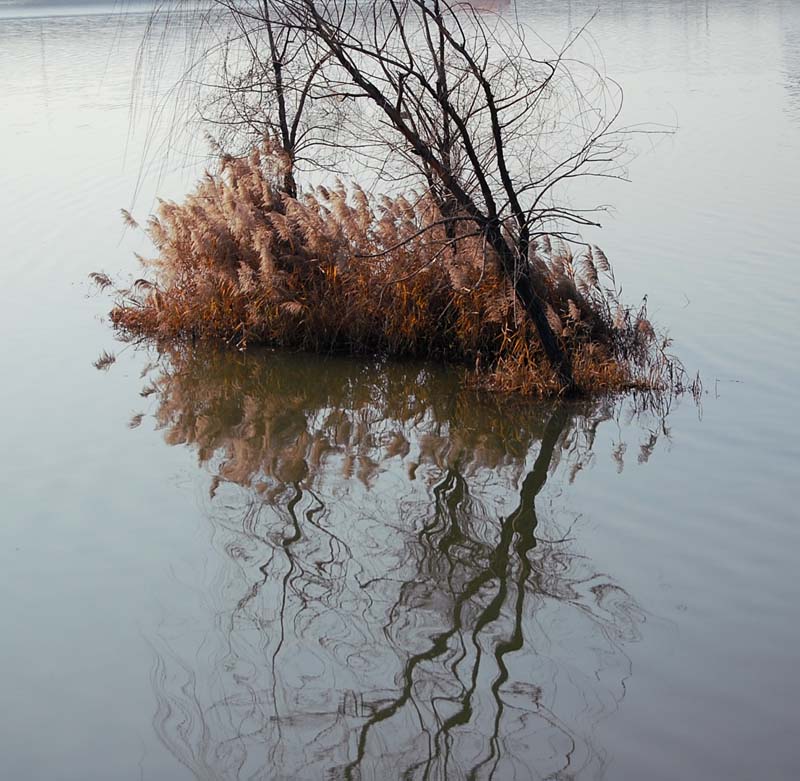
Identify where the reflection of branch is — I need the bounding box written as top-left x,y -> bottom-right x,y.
269,483 -> 303,768
476,408 -> 571,779
142,349 -> 652,779
343,408 -> 570,779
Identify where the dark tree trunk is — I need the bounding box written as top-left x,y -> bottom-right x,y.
485,222 -> 576,394
282,169 -> 297,199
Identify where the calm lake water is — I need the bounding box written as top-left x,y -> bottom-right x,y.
1,1 -> 799,779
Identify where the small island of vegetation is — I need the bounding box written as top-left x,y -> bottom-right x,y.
95,0 -> 697,399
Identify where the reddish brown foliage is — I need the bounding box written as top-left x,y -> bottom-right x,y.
106,142 -> 689,397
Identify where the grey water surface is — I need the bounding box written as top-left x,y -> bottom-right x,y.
0,1 -> 798,779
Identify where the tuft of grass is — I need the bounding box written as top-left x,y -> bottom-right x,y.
100,140 -> 696,399
93,350 -> 117,371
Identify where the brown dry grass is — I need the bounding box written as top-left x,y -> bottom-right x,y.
103,140 -> 695,398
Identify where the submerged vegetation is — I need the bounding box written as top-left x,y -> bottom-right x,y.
98,0 -> 698,399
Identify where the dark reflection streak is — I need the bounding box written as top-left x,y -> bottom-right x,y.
382,468 -> 467,665
429,467 -> 473,781
269,483 -> 304,768
473,408 -> 572,780
232,505 -> 276,617
345,409 -> 570,780
468,410 -> 571,779
402,700 -> 437,781
302,489 -> 338,573
344,537 -> 494,778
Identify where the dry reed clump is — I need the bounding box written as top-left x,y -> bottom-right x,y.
103,140 -> 692,398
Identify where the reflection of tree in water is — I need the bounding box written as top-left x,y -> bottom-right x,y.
142,349 -> 652,780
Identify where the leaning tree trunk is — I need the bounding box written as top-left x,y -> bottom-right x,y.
485,222 -> 577,394
282,167 -> 297,199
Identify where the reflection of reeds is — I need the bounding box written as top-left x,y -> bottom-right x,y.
149,347 -> 625,497
143,348 -> 649,779
102,140 -> 695,397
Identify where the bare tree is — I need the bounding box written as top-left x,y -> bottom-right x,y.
131,0 -> 632,393
204,0 -> 353,196
137,0 -> 340,197
267,0 -> 626,391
